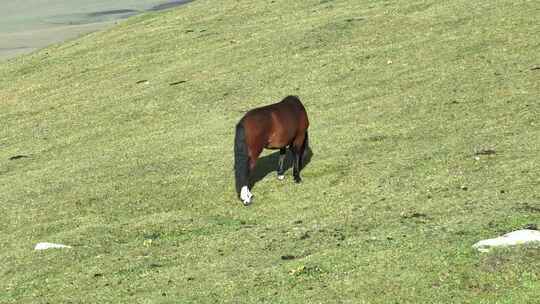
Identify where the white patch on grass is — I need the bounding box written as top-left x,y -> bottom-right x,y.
277,175 -> 285,180
472,229 -> 540,252
34,242 -> 71,250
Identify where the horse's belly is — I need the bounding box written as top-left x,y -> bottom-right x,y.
266,142 -> 284,149
266,130 -> 291,149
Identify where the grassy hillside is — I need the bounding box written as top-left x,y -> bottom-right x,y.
1,0 -> 539,302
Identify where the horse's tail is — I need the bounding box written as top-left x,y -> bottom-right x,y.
234,120 -> 249,195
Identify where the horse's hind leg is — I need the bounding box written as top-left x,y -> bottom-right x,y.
277,148 -> 286,180
291,146 -> 302,183
291,133 -> 307,183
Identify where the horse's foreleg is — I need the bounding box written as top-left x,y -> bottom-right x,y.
239,157 -> 255,205
277,148 -> 286,180
240,145 -> 262,205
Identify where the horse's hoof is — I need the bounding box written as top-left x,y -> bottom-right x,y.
241,196 -> 252,205
240,186 -> 253,205
242,195 -> 254,206
277,175 -> 285,181
294,177 -> 302,183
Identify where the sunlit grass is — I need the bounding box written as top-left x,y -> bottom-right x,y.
1,0 -> 539,302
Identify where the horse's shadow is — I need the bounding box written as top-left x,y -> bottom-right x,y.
250,147 -> 313,189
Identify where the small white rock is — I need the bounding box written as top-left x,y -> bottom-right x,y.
34,242 -> 71,250
472,229 -> 540,252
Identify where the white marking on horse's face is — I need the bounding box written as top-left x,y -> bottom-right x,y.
277,175 -> 285,180
240,186 -> 253,205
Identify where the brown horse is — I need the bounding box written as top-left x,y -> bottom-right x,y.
234,95 -> 310,205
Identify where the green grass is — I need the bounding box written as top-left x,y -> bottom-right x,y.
1,0 -> 540,302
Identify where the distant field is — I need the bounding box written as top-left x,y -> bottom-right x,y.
0,0 -> 191,60
1,0 -> 539,303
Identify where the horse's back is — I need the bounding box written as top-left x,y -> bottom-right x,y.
241,96 -> 309,149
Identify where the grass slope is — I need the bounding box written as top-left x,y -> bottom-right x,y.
1,0 -> 540,302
